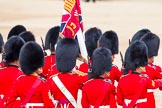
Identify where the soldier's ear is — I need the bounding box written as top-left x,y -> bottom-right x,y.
139,67 -> 146,72
104,72 -> 110,78
38,68 -> 43,72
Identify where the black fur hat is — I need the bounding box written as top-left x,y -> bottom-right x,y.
7,25 -> 26,39
99,30 -> 119,55
85,27 -> 102,59
140,32 -> 160,58
91,47 -> 112,78
19,42 -> 44,75
0,33 -> 4,53
4,36 -> 25,63
124,40 -> 148,71
131,29 -> 151,43
45,26 -> 60,50
18,31 -> 35,42
56,38 -> 79,72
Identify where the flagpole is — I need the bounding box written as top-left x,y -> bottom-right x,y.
77,28 -> 88,61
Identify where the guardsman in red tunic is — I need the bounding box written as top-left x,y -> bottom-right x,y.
45,38 -> 88,108
5,42 -> 54,108
98,30 -> 122,84
42,26 -> 60,79
81,47 -> 117,108
125,28 -> 151,76
117,41 -> 158,108
78,27 -> 102,73
0,33 -> 4,68
140,32 -> 162,108
0,36 -> 25,108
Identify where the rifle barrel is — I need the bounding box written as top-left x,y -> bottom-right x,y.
120,51 -> 124,64
40,37 -> 47,56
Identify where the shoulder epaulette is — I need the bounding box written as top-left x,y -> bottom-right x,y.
38,75 -> 46,82
104,79 -> 112,85
139,74 -> 149,79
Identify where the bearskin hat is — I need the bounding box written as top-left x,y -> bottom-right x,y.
45,26 -> 60,50
85,27 -> 102,58
56,38 -> 79,72
19,42 -> 44,75
140,32 -> 160,58
4,36 -> 25,63
7,25 -> 26,39
91,47 -> 112,78
0,33 -> 4,53
131,29 -> 151,43
124,40 -> 148,71
18,31 -> 35,42
98,30 -> 119,55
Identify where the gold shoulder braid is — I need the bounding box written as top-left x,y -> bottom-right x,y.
75,70 -> 88,76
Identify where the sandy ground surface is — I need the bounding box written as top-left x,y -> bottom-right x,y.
0,0 -> 162,107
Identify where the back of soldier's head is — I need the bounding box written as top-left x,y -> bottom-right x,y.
131,29 -> 151,43
19,42 -> 44,75
85,27 -> 102,58
7,25 -> 26,40
91,47 -> 112,79
4,36 -> 25,63
0,33 -> 4,53
56,38 -> 79,73
45,26 -> 60,50
18,31 -> 35,42
140,32 -> 160,58
98,30 -> 119,55
124,40 -> 148,71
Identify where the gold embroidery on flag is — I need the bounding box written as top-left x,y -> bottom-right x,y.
64,0 -> 76,13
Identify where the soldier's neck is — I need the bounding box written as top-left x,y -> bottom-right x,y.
8,60 -> 19,67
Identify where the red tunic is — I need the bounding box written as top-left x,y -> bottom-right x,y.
46,72 -> 88,108
117,72 -> 156,108
5,75 -> 53,108
145,64 -> 161,80
0,65 -> 23,99
78,59 -> 92,73
81,78 -> 117,108
148,63 -> 162,90
0,61 -> 4,68
148,63 -> 162,73
143,64 -> 162,108
78,62 -> 89,73
0,65 -> 23,108
106,65 -> 122,84
42,55 -> 56,78
47,64 -> 59,78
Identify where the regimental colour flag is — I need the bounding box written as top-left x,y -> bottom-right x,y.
60,0 -> 88,60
